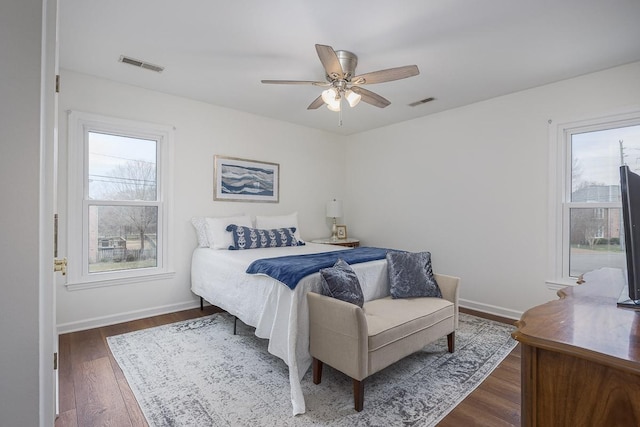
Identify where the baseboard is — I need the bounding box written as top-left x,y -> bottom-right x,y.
459,298 -> 523,321
56,300 -> 201,334
57,298 -> 521,334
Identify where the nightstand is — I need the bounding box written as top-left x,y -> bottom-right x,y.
311,238 -> 360,248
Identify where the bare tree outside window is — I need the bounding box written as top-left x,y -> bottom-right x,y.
571,208 -> 607,248
87,132 -> 158,273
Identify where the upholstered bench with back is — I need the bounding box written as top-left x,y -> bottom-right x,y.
307,251 -> 459,412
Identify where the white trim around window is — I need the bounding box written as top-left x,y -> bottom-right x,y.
547,108 -> 640,290
66,111 -> 175,290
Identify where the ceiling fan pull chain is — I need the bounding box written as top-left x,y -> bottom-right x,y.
338,98 -> 343,126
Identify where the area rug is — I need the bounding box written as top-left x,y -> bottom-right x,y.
107,312 -> 517,426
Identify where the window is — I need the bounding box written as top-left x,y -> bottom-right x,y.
67,112 -> 174,289
549,111 -> 640,288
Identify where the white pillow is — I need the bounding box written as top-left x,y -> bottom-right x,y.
205,215 -> 253,250
190,217 -> 210,247
255,212 -> 303,242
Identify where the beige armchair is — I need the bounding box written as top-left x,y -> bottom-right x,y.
307,273 -> 459,411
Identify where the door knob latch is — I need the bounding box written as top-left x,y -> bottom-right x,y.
54,257 -> 67,276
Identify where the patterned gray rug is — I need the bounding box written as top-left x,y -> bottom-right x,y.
107,312 -> 516,426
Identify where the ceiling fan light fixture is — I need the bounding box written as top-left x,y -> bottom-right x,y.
261,44 -> 419,118
321,88 -> 338,104
326,100 -> 341,112
345,89 -> 361,107
322,88 -> 341,111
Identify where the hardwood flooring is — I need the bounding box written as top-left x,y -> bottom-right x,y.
55,306 -> 520,427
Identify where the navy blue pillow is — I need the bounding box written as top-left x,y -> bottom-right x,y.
387,251 -> 442,299
226,224 -> 303,250
319,259 -> 364,307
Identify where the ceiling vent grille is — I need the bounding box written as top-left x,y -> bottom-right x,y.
119,55 -> 164,73
408,97 -> 436,107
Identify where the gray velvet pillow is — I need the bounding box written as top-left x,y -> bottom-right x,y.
387,251 -> 442,299
319,259 -> 364,307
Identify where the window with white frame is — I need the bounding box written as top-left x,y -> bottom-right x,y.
67,111 -> 174,289
549,111 -> 640,287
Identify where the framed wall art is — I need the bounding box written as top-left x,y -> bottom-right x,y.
214,155 -> 279,203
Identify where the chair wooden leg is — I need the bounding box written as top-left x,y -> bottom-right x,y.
312,357 -> 323,385
353,379 -> 364,412
447,331 -> 455,353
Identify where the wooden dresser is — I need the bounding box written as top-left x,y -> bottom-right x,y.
512,268 -> 640,426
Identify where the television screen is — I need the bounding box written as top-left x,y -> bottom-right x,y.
619,165 -> 640,308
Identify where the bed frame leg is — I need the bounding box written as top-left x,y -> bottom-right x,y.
233,316 -> 237,335
200,297 -> 203,311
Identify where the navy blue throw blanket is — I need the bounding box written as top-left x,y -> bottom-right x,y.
246,247 -> 392,289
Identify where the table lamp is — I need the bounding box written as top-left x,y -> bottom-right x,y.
326,199 -> 343,240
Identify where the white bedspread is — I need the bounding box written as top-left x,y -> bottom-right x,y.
190,243 -> 390,415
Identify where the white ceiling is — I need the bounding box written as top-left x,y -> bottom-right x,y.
58,0 -> 640,136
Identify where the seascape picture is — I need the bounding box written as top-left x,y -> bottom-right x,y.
214,156 -> 279,202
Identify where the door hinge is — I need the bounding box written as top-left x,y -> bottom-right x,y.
54,352 -> 58,370
55,75 -> 60,93
54,257 -> 67,276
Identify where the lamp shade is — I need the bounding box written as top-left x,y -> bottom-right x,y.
326,102 -> 341,112
322,88 -> 341,111
345,89 -> 361,107
321,88 -> 338,104
326,199 -> 343,218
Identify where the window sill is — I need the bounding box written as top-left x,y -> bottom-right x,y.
545,278 -> 579,291
65,271 -> 176,291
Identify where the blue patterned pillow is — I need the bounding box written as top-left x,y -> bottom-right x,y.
226,224 -> 303,250
319,259 -> 364,307
387,251 -> 442,299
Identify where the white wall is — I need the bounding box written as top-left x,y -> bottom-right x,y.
0,1 -> 47,426
345,61 -> 640,318
57,61 -> 640,329
56,70 -> 346,330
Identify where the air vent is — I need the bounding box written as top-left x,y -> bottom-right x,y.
409,97 -> 436,107
118,55 -> 164,73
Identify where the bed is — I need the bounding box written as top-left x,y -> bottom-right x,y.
190,242 -> 391,415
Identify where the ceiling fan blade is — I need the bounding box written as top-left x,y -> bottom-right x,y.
307,96 -> 324,110
261,79 -> 329,86
351,87 -> 391,108
315,44 -> 343,80
351,65 -> 419,85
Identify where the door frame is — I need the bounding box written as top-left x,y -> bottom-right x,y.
39,0 -> 59,423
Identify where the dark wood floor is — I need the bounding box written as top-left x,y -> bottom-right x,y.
439,308 -> 521,427
55,306 -> 520,427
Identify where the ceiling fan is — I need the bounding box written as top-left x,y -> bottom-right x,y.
261,44 -> 419,112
